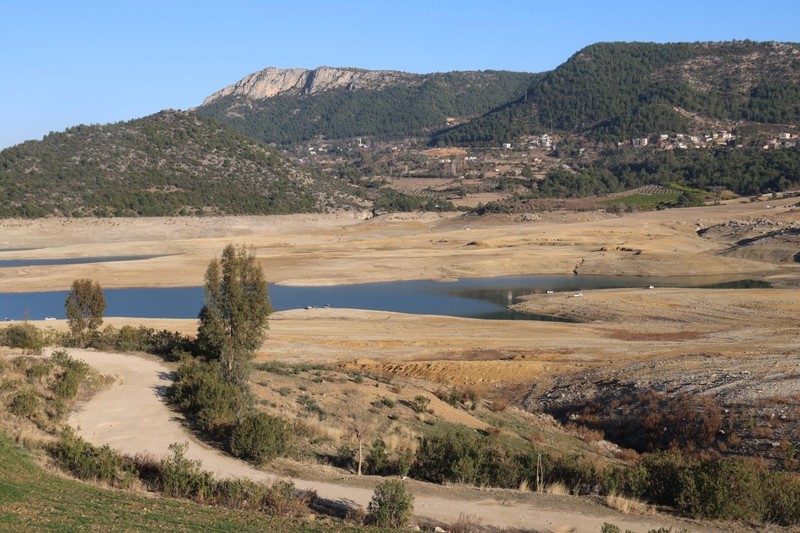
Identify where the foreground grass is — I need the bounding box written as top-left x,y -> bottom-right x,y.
0,432 -> 377,533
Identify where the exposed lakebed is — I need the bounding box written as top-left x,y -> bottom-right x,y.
0,274 -> 769,321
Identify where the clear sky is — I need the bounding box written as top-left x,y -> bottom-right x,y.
2,0 -> 798,149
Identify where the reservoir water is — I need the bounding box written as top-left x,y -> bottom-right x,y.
0,275 -> 769,322
0,255 -> 165,268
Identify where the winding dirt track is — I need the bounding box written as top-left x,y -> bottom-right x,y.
64,348 -> 723,533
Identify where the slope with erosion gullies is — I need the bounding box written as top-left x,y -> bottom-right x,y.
435,40 -> 800,144
197,67 -> 537,144
0,110 -> 362,217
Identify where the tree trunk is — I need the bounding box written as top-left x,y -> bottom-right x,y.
357,439 -> 363,476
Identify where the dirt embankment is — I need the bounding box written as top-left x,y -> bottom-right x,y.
62,347 -> 725,533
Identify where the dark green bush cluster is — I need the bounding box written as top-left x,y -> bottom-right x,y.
8,389 -> 40,418
0,323 -> 45,353
46,433 -> 315,516
2,352 -> 88,427
156,443 -> 315,515
366,479 -> 414,528
632,452 -> 800,525
410,430 -> 800,524
48,430 -> 138,488
169,359 -> 252,439
49,349 -> 89,400
169,359 -> 291,463
229,412 -> 289,465
365,439 -> 391,476
410,431 -> 604,491
159,442 -> 215,500
87,325 -> 194,359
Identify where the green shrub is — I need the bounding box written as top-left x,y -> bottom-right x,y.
229,412 -> 289,465
764,470 -> 800,525
8,389 -> 39,418
50,350 -> 89,400
25,361 -> 52,382
91,325 -> 193,357
169,359 -> 251,438
211,477 -> 269,509
263,480 -> 314,517
159,442 -> 214,501
366,439 -> 390,475
436,386 -> 479,409
677,457 -> 765,521
1,323 -> 45,353
48,431 -> 138,488
410,395 -> 430,413
366,479 -> 414,528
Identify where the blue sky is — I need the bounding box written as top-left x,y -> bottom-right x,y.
2,0 -> 798,149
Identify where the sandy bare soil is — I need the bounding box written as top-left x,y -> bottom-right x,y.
4,198 -> 800,530
1,198 -> 797,293
63,347 -> 722,533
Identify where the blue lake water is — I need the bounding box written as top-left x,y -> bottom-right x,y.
0,275 -> 769,322
0,255 -> 165,268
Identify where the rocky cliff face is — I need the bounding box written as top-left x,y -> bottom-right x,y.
203,66 -> 421,104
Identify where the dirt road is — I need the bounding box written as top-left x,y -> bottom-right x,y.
65,347 -> 722,532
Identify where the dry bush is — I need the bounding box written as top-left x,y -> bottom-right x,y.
614,448 -> 640,462
566,422 -> 605,442
605,492 -> 651,515
383,425 -> 419,455
754,426 -> 774,439
484,426 -> 502,436
449,513 -> 483,533
518,479 -> 529,492
545,482 -> 569,495
528,431 -> 545,444
344,505 -> 367,525
489,398 -> 508,412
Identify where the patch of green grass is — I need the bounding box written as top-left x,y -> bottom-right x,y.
255,361 -> 329,376
0,431 -> 381,532
601,192 -> 680,210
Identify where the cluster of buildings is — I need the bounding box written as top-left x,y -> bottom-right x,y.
629,131 -> 799,151
762,132 -> 798,150
630,130 -> 737,150
527,133 -> 554,150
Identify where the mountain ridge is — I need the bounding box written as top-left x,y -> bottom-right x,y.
202,66 -> 424,104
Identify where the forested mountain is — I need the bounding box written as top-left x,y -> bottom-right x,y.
197,67 -> 537,144
0,111 -> 359,217
435,41 -> 800,144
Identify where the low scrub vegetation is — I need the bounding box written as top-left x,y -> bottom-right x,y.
168,358 -> 292,463
1,350 -> 95,432
366,479 -> 414,528
548,389 -> 724,453
0,322 -> 47,353
408,428 -> 800,525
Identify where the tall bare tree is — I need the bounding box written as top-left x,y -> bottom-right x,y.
344,400 -> 376,476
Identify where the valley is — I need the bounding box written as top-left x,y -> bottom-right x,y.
2,37 -> 800,532
2,194 -> 799,531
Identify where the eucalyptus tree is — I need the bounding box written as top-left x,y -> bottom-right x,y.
197,244 -> 271,385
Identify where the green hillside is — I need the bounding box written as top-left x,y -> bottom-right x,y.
197,70 -> 536,144
0,111 -> 359,217
435,41 -> 800,144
